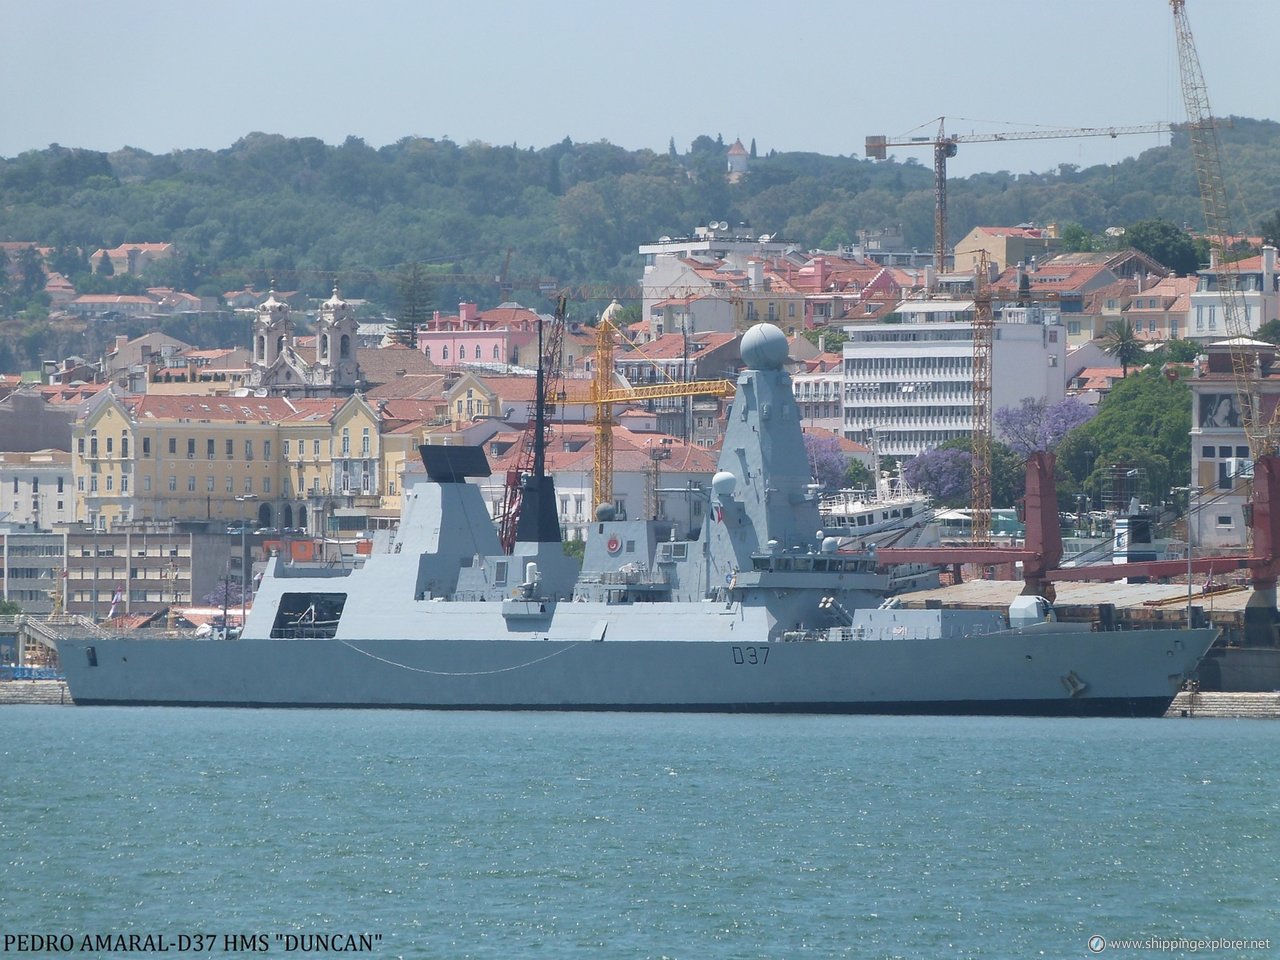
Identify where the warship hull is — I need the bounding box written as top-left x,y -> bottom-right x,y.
56,617 -> 1212,716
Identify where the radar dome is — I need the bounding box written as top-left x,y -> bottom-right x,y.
595,503 -> 617,521
711,471 -> 737,498
741,323 -> 788,371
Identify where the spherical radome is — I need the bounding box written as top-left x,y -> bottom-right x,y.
741,323 -> 788,370
712,471 -> 737,497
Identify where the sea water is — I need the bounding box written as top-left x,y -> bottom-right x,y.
1,709 -> 1277,959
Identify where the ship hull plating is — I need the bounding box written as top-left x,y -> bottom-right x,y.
58,626 -> 1210,717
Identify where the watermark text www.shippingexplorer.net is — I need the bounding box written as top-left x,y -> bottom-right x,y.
1088,934 -> 1272,953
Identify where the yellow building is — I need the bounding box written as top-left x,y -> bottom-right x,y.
72,391 -> 386,535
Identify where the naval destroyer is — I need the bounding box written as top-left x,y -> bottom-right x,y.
56,323 -> 1214,715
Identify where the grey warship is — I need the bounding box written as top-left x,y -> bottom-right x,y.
56,323 -> 1215,715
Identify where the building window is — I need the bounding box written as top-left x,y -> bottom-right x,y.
168,476 -> 177,492
105,475 -> 113,491
106,437 -> 114,455
90,433 -> 98,458
226,476 -> 234,493
226,439 -> 234,459
90,477 -> 98,492
313,439 -> 321,457
263,478 -> 271,494
187,438 -> 195,458
143,476 -> 151,492
187,476 -> 196,491
245,478 -> 253,494
283,440 -> 291,456
206,476 -> 215,492
207,438 -> 216,459
168,437 -> 177,455
263,440 -> 271,459
362,428 -> 370,456
442,346 -> 449,360
475,345 -> 482,359
342,428 -> 350,455
57,477 -> 64,493
493,345 -> 500,360
142,437 -> 151,457
245,440 -> 253,461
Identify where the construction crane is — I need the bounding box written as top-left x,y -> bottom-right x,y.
591,301 -> 736,512
865,118 -> 1172,271
970,249 -> 994,545
495,295 -> 568,553
1171,0 -> 1280,645
1170,1 -> 1261,452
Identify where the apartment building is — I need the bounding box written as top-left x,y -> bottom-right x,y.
0,451 -> 74,528
1188,246 -> 1280,340
1187,338 -> 1280,550
841,305 -> 1067,459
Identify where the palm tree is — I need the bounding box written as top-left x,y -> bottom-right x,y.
1102,319 -> 1144,377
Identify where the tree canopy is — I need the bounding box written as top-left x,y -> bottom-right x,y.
1123,218 -> 1201,275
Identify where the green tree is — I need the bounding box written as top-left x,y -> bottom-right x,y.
95,250 -> 115,276
1256,318 -> 1280,345
393,263 -> 433,348
1261,209 -> 1280,250
0,599 -> 20,616
1057,369 -> 1192,508
843,458 -> 874,490
1124,219 -> 1199,275
1101,319 -> 1144,377
1058,222 -> 1095,253
802,327 -> 847,352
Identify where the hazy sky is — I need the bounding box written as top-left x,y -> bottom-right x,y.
3,1 -> 1276,177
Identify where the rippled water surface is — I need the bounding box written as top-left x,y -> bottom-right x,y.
2,708 -> 1277,958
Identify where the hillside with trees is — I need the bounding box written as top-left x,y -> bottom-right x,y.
2,119 -> 1280,333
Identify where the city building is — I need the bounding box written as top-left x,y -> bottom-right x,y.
1188,246 -> 1280,340
953,225 -> 1061,274
0,450 -> 74,528
1187,337 -> 1279,550
841,304 -> 1067,460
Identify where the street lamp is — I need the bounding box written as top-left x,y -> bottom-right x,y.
235,495 -> 257,629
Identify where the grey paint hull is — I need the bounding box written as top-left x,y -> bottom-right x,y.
57,625 -> 1213,717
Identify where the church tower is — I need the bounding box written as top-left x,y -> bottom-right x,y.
251,286 -> 293,376
314,282 -> 360,391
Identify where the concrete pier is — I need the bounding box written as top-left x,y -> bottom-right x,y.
0,680 -> 72,705
1165,690 -> 1280,719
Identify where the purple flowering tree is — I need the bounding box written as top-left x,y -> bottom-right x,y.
804,432 -> 849,490
994,397 -> 1096,456
902,447 -> 973,505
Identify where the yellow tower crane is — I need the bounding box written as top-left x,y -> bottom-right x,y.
591,301 -> 735,513
866,118 -> 1172,271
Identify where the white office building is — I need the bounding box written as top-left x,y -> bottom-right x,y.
841,305 -> 1067,460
